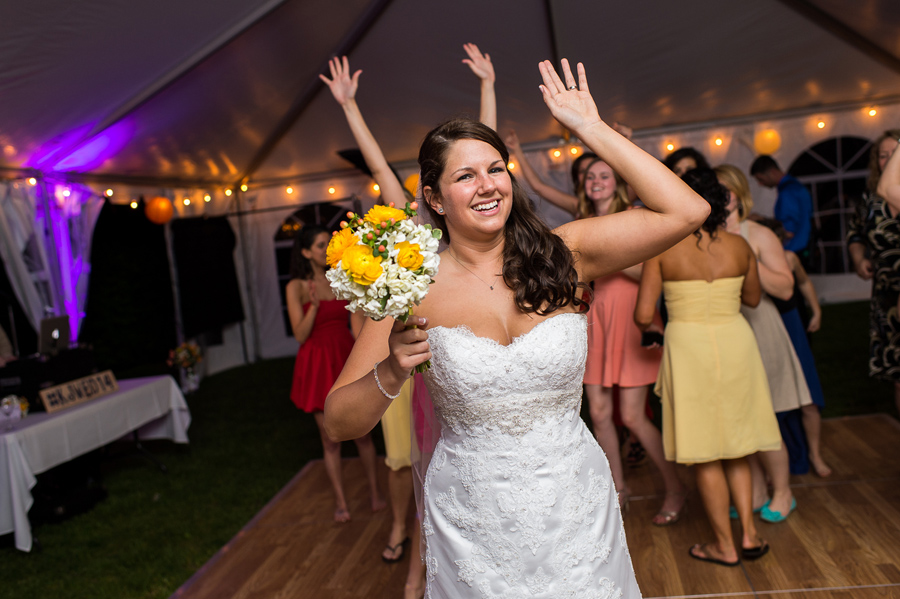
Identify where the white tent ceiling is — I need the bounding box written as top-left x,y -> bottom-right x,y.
2,0 -> 899,188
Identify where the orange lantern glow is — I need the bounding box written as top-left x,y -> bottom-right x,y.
145,196 -> 174,225
404,173 -> 420,198
754,129 -> 781,155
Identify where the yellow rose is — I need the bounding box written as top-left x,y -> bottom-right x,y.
395,241 -> 424,270
364,204 -> 407,227
327,228 -> 358,268
341,244 -> 383,285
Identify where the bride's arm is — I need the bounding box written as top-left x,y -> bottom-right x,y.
540,60 -> 709,281
324,315 -> 431,441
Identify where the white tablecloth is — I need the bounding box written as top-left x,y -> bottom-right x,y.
0,375 -> 191,551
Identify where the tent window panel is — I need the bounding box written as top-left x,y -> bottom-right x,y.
790,135 -> 871,275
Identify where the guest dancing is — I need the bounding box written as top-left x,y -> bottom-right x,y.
717,164 -> 830,479
635,167 -> 781,567
713,163 -> 809,520
286,225 -> 384,522
325,59 -> 709,597
848,129 -> 900,418
578,157 -> 688,523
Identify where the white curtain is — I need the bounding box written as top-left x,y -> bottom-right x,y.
0,182 -> 48,331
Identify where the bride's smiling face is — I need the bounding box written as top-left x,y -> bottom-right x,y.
427,139 -> 512,239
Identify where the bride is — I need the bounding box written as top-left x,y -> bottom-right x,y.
325,60 -> 709,598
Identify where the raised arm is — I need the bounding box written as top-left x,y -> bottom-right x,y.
540,60 -> 709,281
320,56 -> 406,206
876,137 -> 900,213
462,43 -> 496,130
505,129 -> 579,216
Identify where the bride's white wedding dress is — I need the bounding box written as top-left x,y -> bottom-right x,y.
421,312 -> 641,598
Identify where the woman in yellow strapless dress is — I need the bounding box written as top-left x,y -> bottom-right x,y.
635,167 -> 781,567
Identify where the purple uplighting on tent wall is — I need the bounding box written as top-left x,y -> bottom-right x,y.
51,120 -> 135,172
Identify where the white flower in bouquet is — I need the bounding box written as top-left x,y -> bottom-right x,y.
325,202 -> 441,368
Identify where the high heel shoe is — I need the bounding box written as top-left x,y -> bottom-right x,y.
652,492 -> 688,526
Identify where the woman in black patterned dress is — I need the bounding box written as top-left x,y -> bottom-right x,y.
847,128 -> 900,416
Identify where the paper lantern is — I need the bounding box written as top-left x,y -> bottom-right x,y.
145,196 -> 174,225
754,129 -> 781,155
404,173 -> 420,198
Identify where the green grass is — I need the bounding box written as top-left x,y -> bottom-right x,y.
1,301 -> 895,598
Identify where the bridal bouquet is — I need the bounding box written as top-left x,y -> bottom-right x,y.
326,201 -> 441,370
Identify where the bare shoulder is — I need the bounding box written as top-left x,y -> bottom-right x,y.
285,278 -> 309,302
746,220 -> 781,246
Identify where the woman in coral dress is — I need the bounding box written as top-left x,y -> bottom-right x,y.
581,158 -> 688,524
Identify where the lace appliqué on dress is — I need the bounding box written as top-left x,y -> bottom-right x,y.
421,314 -> 636,598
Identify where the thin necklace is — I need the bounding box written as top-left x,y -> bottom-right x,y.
447,250 -> 501,291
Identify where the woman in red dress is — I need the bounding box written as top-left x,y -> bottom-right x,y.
287,225 -> 385,522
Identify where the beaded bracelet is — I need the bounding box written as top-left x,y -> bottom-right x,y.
373,361 -> 402,400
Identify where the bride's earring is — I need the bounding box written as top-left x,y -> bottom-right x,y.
437,207 -> 444,214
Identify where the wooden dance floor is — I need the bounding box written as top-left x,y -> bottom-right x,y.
171,414 -> 900,599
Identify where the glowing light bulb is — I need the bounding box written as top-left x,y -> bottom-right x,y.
372,183 -> 380,193
286,186 -> 294,195
63,189 -> 71,197
714,138 -> 723,146
130,201 -> 138,209
183,198 -> 191,206
204,194 -> 211,202
105,188 -> 114,197
569,146 -> 580,156
27,177 -> 36,186
552,149 -> 562,158
225,189 -> 232,196
868,108 -> 877,117
240,184 -> 248,192
328,186 -> 336,195
666,143 -> 675,152
508,162 -> 516,170
817,120 -> 825,129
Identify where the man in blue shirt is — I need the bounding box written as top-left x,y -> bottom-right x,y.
750,155 -> 814,263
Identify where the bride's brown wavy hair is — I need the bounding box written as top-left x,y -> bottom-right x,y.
418,119 -> 587,315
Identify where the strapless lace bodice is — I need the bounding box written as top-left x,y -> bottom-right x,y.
419,312 -> 640,598
424,312 -> 588,439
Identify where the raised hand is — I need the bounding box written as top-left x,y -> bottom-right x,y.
504,130 -> 521,152
538,59 -> 602,134
462,43 -> 495,83
319,56 -> 361,106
